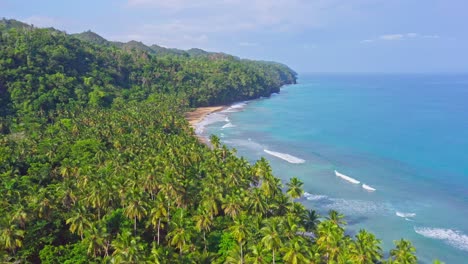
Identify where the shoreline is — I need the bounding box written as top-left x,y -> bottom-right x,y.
185,106 -> 226,143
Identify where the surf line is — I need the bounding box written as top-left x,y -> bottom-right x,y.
334,170 -> 360,184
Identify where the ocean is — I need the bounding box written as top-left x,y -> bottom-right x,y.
197,73 -> 468,263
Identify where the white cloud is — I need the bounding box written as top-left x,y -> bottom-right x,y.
362,32 -> 441,43
380,34 -> 404,40
239,42 -> 259,47
423,34 -> 440,39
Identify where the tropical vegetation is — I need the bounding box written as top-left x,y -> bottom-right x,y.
0,19 -> 433,263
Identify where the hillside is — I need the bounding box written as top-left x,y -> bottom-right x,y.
0,19 -> 424,264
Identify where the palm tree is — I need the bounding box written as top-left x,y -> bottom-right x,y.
302,209 -> 320,232
281,237 -> 308,264
327,210 -> 346,226
111,229 -> 145,264
167,213 -> 192,256
389,239 -> 417,264
147,195 -> 167,245
245,244 -> 268,264
0,224 -> 24,254
315,220 -> 345,263
222,195 -> 242,219
83,223 -> 108,257
123,192 -> 148,234
66,205 -> 92,239
286,177 -> 304,199
229,214 -> 250,264
349,229 -> 382,264
247,188 -> 268,217
210,135 -> 221,149
194,208 -> 213,252
260,217 -> 283,264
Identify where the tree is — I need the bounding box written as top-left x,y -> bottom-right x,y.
281,237 -> 308,264
123,192 -> 148,234
349,229 -> 382,264
111,230 -> 145,264
194,208 -> 213,252
229,214 -> 250,264
302,209 -> 320,232
260,217 -> 283,264
66,206 -> 92,240
0,224 -> 24,254
286,177 -> 304,199
389,239 -> 417,264
147,195 -> 168,245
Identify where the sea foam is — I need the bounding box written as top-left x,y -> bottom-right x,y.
222,122 -> 235,129
362,184 -> 376,192
195,112 -> 227,134
264,149 -> 305,164
334,170 -> 360,184
304,192 -> 327,201
396,211 -> 416,218
223,102 -> 248,113
414,227 -> 468,251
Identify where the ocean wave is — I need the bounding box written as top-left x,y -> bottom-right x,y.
334,170 -> 360,184
324,198 -> 392,216
264,149 -> 305,164
414,227 -> 468,251
223,102 -> 248,113
396,211 -> 416,218
222,122 -> 235,129
362,184 -> 376,192
195,112 -> 227,134
304,192 -> 328,201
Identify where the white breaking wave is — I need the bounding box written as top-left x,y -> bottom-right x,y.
195,112 -> 227,134
414,227 -> 468,252
396,211 -> 416,218
222,122 -> 235,129
334,170 -> 360,184
362,184 -> 376,192
324,198 -> 392,216
223,102 -> 248,112
303,192 -> 327,201
264,149 -> 305,164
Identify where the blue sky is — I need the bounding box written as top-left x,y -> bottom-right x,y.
1,0 -> 467,73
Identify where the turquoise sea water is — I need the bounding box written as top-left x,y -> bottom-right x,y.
199,74 -> 468,263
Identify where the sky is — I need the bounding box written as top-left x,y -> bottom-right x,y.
1,0 -> 468,73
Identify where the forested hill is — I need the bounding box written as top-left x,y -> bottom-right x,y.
0,19 -> 296,130
0,19 -> 425,264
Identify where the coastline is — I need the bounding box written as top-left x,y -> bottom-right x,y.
185,106 -> 226,143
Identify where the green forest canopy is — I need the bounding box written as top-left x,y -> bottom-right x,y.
0,19 -> 437,263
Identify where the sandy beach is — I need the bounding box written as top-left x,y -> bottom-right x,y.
185,106 -> 225,127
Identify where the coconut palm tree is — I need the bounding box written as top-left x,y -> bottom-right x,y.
260,217 -> 283,264
389,239 -> 417,264
302,209 -> 320,232
229,214 -> 250,263
111,229 -> 145,264
147,194 -> 168,245
315,220 -> 345,263
194,208 -> 213,251
222,195 -> 243,219
66,205 -> 92,239
123,192 -> 148,235
349,229 -> 382,264
281,237 -> 308,264
327,210 -> 346,226
286,177 -> 304,199
0,224 -> 24,254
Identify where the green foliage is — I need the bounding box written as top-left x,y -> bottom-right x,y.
0,18 -> 429,263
